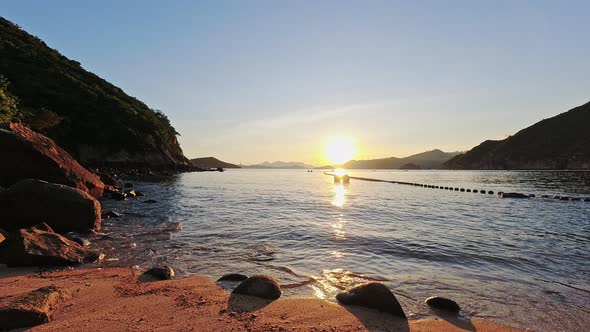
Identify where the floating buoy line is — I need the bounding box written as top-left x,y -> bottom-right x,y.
323,172 -> 590,202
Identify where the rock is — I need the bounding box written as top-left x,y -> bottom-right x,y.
164,222 -> 183,232
232,275 -> 282,300
102,209 -> 122,219
104,186 -> 127,200
71,237 -> 91,247
34,223 -> 54,232
218,273 -> 249,282
584,198 -> 590,202
144,199 -> 158,204
336,282 -> 406,318
0,123 -> 104,198
0,286 -> 71,329
498,192 -> 528,199
529,194 -> 536,198
541,195 -> 550,198
425,296 -> 461,313
143,266 -> 175,280
0,179 -> 101,233
97,171 -> 117,187
0,224 -> 100,266
571,197 -> 581,201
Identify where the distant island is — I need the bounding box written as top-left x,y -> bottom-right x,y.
191,157 -> 241,169
445,101 -> 590,170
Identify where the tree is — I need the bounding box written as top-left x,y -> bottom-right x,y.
0,75 -> 19,124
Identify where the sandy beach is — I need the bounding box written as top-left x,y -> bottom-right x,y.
0,267 -> 525,331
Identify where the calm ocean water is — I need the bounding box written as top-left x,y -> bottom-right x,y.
97,170 -> 590,331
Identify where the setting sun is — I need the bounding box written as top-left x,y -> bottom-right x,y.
325,137 -> 356,165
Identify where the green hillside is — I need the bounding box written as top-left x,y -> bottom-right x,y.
0,17 -> 189,168
445,101 -> 590,169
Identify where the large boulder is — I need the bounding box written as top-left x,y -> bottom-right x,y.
0,123 -> 104,198
232,275 -> 282,300
0,179 -> 101,232
336,282 -> 406,318
0,224 -> 101,267
0,286 -> 71,330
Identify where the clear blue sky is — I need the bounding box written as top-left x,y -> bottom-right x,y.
2,0 -> 589,165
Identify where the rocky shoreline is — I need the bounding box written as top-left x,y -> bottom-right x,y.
0,267 -> 525,331
0,122 -> 527,330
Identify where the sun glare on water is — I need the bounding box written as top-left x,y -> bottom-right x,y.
325,137 -> 356,165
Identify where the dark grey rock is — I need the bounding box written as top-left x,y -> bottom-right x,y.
425,296 -> 461,313
101,209 -> 121,219
498,192 -> 528,198
218,273 -> 249,282
143,266 -> 175,280
232,275 -> 282,300
0,179 -> 101,233
336,282 -> 406,318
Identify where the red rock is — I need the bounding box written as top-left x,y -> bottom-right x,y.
0,223 -> 100,267
0,123 -> 104,198
0,286 -> 71,329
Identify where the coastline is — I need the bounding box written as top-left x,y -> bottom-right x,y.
0,267 -> 524,331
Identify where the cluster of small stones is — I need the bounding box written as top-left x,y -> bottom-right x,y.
346,176 -> 590,203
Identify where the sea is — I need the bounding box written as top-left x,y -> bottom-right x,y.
95,169 -> 590,331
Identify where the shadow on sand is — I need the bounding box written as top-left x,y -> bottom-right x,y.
434,311 -> 476,331
341,304 -> 410,332
227,293 -> 275,313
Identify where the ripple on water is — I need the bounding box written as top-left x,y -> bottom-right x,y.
95,170 -> 590,331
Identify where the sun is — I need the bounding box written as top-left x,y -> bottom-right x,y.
325,137 -> 356,165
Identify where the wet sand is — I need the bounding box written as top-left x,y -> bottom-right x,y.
0,267 -> 525,331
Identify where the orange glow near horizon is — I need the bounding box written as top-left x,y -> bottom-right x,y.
325,137 -> 356,165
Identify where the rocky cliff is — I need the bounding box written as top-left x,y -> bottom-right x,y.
0,17 -> 190,169
445,101 -> 590,169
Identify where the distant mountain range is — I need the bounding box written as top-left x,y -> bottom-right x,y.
190,157 -> 240,169
242,161 -> 315,169
192,101 -> 590,171
445,101 -> 590,170
330,149 -> 461,169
